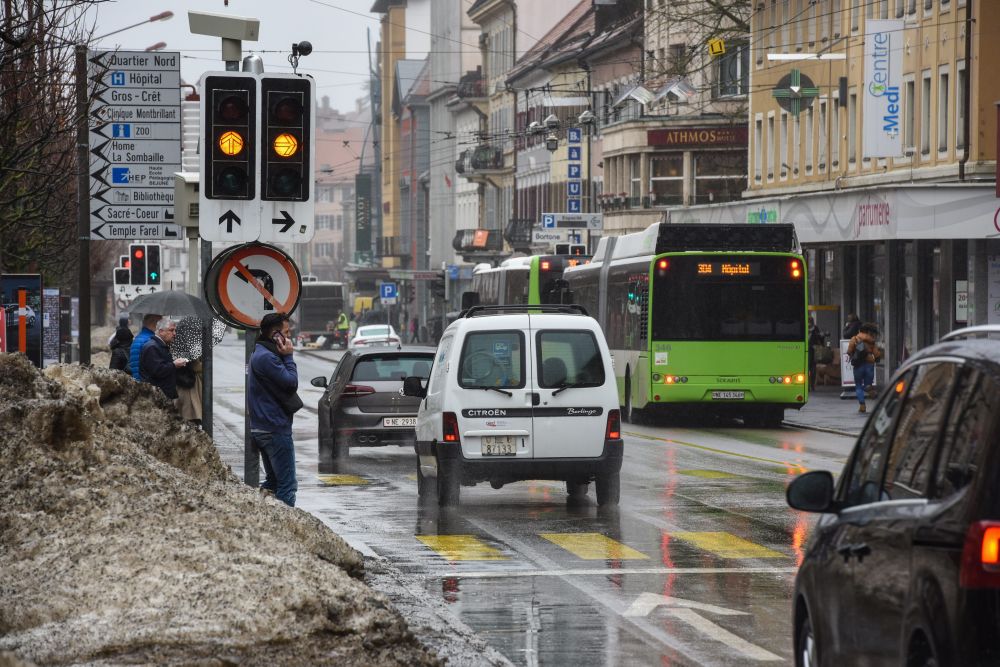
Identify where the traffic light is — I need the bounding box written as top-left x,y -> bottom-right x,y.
129,244 -> 147,285
203,74 -> 256,200
260,75 -> 312,201
146,244 -> 161,285
431,274 -> 446,300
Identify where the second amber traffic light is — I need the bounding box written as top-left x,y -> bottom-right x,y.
260,76 -> 312,202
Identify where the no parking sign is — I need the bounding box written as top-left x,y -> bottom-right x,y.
204,243 -> 301,329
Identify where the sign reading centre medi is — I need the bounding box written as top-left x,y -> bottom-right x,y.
863,20 -> 903,159
88,51 -> 183,241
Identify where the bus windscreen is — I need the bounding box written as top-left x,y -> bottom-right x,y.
652,255 -> 804,342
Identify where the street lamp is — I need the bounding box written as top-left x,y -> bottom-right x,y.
145,42 -> 167,52
545,133 -> 559,152
92,11 -> 174,42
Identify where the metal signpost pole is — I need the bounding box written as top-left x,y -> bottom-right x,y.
75,45 -> 91,364
201,239 -> 214,438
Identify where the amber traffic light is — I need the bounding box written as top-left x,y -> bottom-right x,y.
260,75 -> 312,201
203,75 -> 255,200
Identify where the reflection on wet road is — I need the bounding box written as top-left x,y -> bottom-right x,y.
216,344 -> 857,666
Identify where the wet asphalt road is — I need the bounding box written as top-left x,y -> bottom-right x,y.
211,340 -> 856,666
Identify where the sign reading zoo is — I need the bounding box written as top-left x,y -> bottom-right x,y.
863,20 -> 903,158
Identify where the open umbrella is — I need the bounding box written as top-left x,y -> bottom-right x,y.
127,290 -> 216,321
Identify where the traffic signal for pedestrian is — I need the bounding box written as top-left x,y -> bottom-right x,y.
203,74 -> 256,200
146,244 -> 161,285
129,244 -> 147,285
260,75 -> 313,201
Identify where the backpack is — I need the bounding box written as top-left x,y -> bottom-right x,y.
850,338 -> 869,367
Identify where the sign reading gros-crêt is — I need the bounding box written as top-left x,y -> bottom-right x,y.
647,126 -> 748,149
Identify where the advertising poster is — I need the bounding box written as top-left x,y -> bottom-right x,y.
42,287 -> 60,367
1,274 -> 43,367
863,19 -> 904,158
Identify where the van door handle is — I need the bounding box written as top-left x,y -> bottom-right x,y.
530,392 -> 540,406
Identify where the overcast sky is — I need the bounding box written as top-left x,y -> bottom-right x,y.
83,0 -> 375,113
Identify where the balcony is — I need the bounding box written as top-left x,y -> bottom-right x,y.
457,145 -> 510,186
504,218 -> 534,254
452,228 -> 506,263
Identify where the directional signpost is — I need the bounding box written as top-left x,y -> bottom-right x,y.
88,51 -> 183,240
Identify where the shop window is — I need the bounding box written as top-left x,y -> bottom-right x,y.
693,152 -> 746,205
649,155 -> 683,205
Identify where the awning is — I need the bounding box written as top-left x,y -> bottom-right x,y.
653,77 -> 697,103
353,296 -> 374,314
612,84 -> 655,108
542,95 -> 591,107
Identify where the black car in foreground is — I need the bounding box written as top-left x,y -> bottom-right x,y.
312,347 -> 435,471
787,325 -> 1000,666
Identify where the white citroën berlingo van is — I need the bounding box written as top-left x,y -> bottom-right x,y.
403,304 -> 623,507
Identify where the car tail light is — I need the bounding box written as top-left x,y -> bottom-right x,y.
442,412 -> 461,443
960,521 -> 1000,588
606,409 -> 621,440
342,384 -> 375,397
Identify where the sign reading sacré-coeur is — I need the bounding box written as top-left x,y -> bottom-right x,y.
88,51 -> 183,241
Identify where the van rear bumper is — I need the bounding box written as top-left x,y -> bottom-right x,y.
417,439 -> 623,483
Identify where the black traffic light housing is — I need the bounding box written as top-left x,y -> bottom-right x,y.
146,244 -> 161,285
431,274 -> 446,299
129,244 -> 147,285
260,75 -> 312,201
203,75 -> 256,200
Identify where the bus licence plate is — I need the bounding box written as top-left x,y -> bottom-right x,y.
712,391 -> 745,400
383,417 -> 417,427
482,436 -> 517,456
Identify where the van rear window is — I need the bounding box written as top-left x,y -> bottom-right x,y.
536,331 -> 605,388
458,331 -> 525,388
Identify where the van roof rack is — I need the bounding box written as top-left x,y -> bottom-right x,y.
461,304 -> 589,318
940,325 -> 1000,342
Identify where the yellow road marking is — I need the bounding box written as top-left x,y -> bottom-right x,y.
540,533 -> 649,561
625,431 -> 808,473
317,474 -> 369,486
405,474 -> 418,481
678,469 -> 738,479
416,535 -> 508,561
672,532 -> 786,559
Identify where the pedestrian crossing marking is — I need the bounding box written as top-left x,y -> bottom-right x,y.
416,535 -> 508,561
678,469 -> 738,479
317,474 -> 369,486
671,532 -> 786,559
540,533 -> 649,561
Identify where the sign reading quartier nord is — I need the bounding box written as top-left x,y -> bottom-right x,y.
88,51 -> 183,241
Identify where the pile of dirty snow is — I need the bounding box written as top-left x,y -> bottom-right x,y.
0,354 -> 438,666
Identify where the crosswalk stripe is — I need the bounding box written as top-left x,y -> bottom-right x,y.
416,535 -> 508,561
540,532 -> 649,561
317,474 -> 369,486
671,532 -> 786,559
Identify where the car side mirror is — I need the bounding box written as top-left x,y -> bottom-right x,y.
311,376 -> 327,388
403,375 -> 426,398
786,470 -> 838,513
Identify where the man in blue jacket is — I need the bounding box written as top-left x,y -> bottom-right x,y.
248,312 -> 299,506
130,313 -> 162,381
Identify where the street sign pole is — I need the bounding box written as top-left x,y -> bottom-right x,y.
76,45 -> 90,363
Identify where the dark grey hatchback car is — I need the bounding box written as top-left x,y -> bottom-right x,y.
312,347 -> 435,472
787,326 -> 1000,667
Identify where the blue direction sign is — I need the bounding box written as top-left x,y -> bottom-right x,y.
568,128 -> 582,144
542,214 -> 556,229
568,164 -> 582,179
567,198 -> 582,213
568,181 -> 582,196
568,146 -> 582,161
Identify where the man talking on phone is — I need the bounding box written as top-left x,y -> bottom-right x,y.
248,312 -> 301,507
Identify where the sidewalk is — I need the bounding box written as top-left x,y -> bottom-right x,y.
783,385 -> 870,437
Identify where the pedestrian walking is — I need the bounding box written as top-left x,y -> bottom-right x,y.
130,313 -> 161,381
847,322 -> 881,413
807,316 -> 825,391
109,316 -> 134,373
171,316 -> 210,427
247,312 -> 301,507
348,312 -> 358,338
409,316 -> 419,344
842,312 -> 862,340
139,318 -> 189,403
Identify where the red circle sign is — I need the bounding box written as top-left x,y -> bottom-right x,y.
205,243 -> 301,329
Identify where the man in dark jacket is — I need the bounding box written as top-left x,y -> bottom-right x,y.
248,312 -> 299,507
109,316 -> 134,373
130,313 -> 162,381
139,319 -> 188,401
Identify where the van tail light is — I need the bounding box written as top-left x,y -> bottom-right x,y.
442,412 -> 461,443
606,409 -> 621,440
342,384 -> 375,397
960,521 -> 1000,588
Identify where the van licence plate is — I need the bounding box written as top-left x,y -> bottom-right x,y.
383,417 -> 417,427
482,435 -> 517,456
711,391 -> 745,400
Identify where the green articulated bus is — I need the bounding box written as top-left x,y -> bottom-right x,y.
564,223 -> 808,427
467,254 -> 589,307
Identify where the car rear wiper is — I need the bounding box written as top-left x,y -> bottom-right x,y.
552,382 -> 591,396
471,385 -> 513,397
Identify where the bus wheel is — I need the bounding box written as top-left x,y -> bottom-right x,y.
623,374 -> 633,423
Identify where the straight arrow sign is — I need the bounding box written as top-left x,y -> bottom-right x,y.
622,593 -> 782,662
220,210 -> 241,234
272,211 -> 294,233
